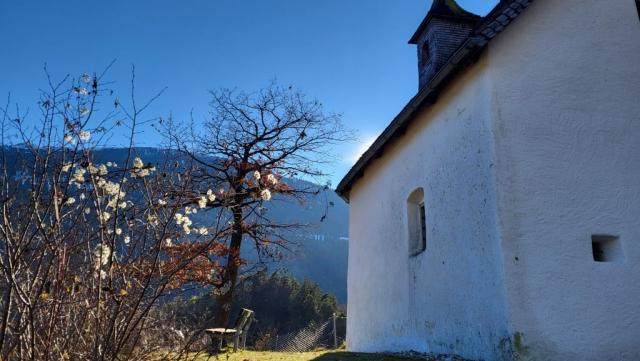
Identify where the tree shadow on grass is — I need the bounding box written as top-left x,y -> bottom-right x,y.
310,352 -> 428,361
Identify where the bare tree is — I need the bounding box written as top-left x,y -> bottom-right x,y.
0,66 -> 223,361
166,84 -> 352,328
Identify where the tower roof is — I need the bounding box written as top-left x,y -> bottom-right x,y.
336,0 -> 534,201
409,0 -> 481,44
430,0 -> 479,18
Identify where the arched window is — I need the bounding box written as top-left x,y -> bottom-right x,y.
407,188 -> 427,256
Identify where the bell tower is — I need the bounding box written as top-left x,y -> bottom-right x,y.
409,0 -> 481,89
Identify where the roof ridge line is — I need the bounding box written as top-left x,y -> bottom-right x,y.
336,0 -> 533,201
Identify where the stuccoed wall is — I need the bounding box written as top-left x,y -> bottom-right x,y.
346,55 -> 511,360
347,0 -> 640,359
487,0 -> 640,359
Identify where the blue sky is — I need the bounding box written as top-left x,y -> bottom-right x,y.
0,0 -> 496,185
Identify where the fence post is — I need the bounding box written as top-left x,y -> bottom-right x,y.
332,313 -> 338,349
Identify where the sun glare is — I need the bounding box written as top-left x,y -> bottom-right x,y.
349,136 -> 377,164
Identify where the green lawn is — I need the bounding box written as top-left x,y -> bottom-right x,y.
181,350 -> 435,361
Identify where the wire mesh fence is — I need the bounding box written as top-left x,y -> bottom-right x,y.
254,315 -> 346,352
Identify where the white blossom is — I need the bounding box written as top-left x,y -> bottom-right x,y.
102,181 -> 124,198
266,174 -> 278,185
61,163 -> 72,172
133,157 -> 144,169
64,134 -> 74,143
65,197 -> 76,205
174,213 -> 184,224
260,189 -> 272,201
74,87 -> 89,96
147,214 -> 159,226
88,163 -> 99,174
80,107 -> 90,116
198,196 -> 207,209
198,227 -> 209,235
123,236 -> 130,244
157,199 -> 167,206
98,164 -> 108,176
106,198 -> 117,209
78,130 -> 91,141
84,207 -> 91,214
206,189 -> 216,202
72,168 -> 86,183
133,168 -> 150,178
175,213 -> 192,229
100,211 -> 111,222
115,228 -> 122,235
94,244 -> 112,270
118,201 -> 127,209
81,73 -> 92,83
165,238 -> 173,247
253,171 -> 261,180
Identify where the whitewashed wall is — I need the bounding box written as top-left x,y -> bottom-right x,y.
347,0 -> 640,359
487,0 -> 640,360
347,55 -> 512,360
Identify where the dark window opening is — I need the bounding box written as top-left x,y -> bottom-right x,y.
407,188 -> 427,256
636,0 -> 640,21
419,202 -> 427,248
592,234 -> 624,262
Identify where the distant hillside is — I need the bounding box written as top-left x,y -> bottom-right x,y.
1,146 -> 349,302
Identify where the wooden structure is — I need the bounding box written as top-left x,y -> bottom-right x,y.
205,308 -> 255,352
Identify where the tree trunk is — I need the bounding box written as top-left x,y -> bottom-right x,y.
213,205 -> 243,328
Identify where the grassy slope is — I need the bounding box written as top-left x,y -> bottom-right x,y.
190,351 -> 428,361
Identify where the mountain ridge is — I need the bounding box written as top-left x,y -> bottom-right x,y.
1,145 -> 349,302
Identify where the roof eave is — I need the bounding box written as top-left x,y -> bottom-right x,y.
336,0 -> 533,202
335,36 -> 485,202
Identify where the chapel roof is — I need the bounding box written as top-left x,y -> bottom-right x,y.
335,0 -> 534,202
